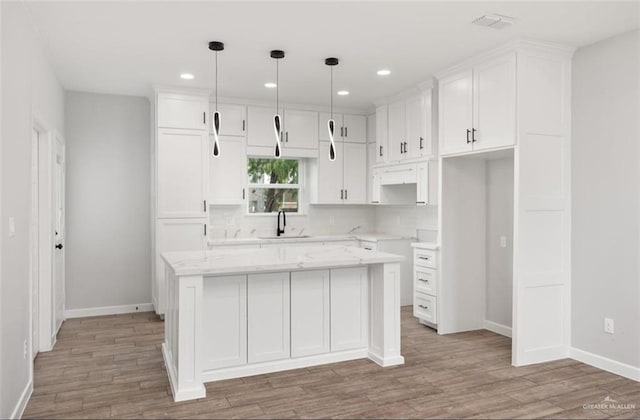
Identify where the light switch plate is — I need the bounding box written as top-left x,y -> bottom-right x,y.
604,318 -> 615,334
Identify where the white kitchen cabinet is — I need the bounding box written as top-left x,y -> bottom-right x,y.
157,93 -> 208,131
439,52 -> 516,156
155,218 -> 207,314
366,142 -> 376,203
404,95 -> 423,159
319,113 -> 366,143
209,135 -> 246,205
371,168 -> 381,204
315,141 -> 344,204
215,104 -> 246,137
387,101 -> 405,162
375,106 -> 388,163
247,106 -> 276,151
416,161 -> 429,205
157,128 -> 209,218
283,109 -> 318,152
291,270 -> 330,358
367,113 -> 376,143
420,88 -> 435,158
412,244 -> 439,326
248,106 -> 318,157
387,93 -> 432,162
247,272 -> 290,363
202,275 -> 247,370
343,142 -> 367,204
330,267 -> 368,351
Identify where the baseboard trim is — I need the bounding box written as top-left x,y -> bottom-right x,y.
65,303 -> 153,319
10,379 -> 33,419
570,347 -> 640,382
484,320 -> 512,338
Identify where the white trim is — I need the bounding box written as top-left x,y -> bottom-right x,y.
570,347 -> 640,382
484,320 -> 513,338
64,303 -> 153,319
9,379 -> 33,420
367,352 -> 405,367
162,343 -> 206,402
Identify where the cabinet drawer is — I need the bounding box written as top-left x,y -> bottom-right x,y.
414,293 -> 437,324
415,268 -> 437,296
414,249 -> 436,268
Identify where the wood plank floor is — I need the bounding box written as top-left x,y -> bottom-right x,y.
24,307 -> 639,419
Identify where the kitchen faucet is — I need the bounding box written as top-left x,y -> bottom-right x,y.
277,210 -> 286,237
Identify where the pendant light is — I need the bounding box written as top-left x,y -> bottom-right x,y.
270,50 -> 285,159
209,41 -> 224,157
325,57 -> 339,161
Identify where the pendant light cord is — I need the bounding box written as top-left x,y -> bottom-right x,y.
276,59 -> 279,114
215,51 -> 218,112
330,66 -> 334,120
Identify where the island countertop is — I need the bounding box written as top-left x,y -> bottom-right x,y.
162,245 -> 405,277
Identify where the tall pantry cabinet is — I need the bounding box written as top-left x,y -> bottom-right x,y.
153,90 -> 210,316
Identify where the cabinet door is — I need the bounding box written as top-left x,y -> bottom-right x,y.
316,141 -> 344,204
416,161 -> 429,205
439,69 -> 473,155
343,142 -> 367,204
371,168 -> 381,204
330,267 -> 368,351
155,219 -> 207,314
367,113 -> 376,143
291,270 -> 330,358
387,101 -> 406,162
375,106 -> 388,163
366,142 -> 376,203
284,109 -> 319,150
157,129 -> 208,218
247,106 -> 277,150
405,95 -> 423,159
420,89 -> 434,157
202,275 -> 247,370
343,114 -> 367,143
472,52 -> 516,151
216,104 -> 246,137
157,93 -> 208,130
210,136 -> 246,205
318,113 -> 342,142
247,272 -> 290,363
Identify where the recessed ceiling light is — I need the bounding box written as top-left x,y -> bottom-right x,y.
180,73 -> 194,80
337,90 -> 349,96
264,82 -> 277,88
377,69 -> 391,76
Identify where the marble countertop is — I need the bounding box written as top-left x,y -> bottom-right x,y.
411,242 -> 440,250
207,233 -> 416,247
162,245 -> 406,277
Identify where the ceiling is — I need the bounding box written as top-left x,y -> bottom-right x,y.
26,1 -> 639,109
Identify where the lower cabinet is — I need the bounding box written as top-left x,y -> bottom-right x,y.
203,276 -> 247,370
290,270 -> 330,358
330,267 -> 369,351
247,272 -> 291,363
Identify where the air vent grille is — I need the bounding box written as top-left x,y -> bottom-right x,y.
472,14 -> 515,30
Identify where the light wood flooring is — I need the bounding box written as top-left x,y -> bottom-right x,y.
24,307 -> 640,419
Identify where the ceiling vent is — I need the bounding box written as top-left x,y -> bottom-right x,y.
472,14 -> 516,30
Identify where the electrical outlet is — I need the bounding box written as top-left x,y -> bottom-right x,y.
23,340 -> 27,359
499,236 -> 507,248
604,318 -> 615,334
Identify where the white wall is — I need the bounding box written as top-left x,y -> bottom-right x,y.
572,29 -> 640,368
65,92 -> 151,311
485,157 -> 514,328
1,2 -> 65,417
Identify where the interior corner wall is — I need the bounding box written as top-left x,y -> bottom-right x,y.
1,2 -> 65,418
571,29 -> 640,369
65,91 -> 151,312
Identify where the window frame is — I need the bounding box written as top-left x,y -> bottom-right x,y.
246,157 -> 304,216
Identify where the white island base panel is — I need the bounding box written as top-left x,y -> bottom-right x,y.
161,247 -> 404,402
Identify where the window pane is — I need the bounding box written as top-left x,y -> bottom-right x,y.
248,188 -> 299,214
248,158 -> 299,184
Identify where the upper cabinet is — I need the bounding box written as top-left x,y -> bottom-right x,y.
214,104 -> 246,137
158,92 -> 209,131
375,105 -> 388,164
247,106 -> 318,158
386,90 -> 434,163
210,135 -> 246,205
319,113 -> 366,143
439,52 -> 516,156
310,141 -> 367,205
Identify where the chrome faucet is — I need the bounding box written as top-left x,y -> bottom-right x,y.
277,210 -> 286,237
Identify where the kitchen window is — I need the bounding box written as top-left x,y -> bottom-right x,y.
247,158 -> 301,214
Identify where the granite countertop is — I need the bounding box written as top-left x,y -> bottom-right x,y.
207,233 -> 416,247
162,245 -> 406,277
410,242 -> 440,250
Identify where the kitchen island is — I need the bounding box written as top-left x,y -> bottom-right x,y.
161,245 -> 405,402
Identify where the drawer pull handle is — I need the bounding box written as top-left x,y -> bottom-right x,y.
418,256 -> 430,260
418,278 -> 429,283
418,304 -> 429,310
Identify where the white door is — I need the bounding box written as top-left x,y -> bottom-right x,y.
318,113 -> 342,142
342,114 -> 367,143
375,106 -> 388,163
157,129 -> 208,218
53,135 -> 65,334
291,270 -> 330,358
210,136 -> 246,205
405,96 -> 423,159
30,128 -> 40,357
439,69 -> 473,155
216,104 -> 246,137
157,93 -> 208,131
387,101 -> 405,162
316,141 -> 344,204
248,272 -> 290,363
247,106 -> 277,149
155,219 -> 207,314
330,267 -> 368,351
202,275 -> 247,369
472,52 -> 517,151
283,109 -> 318,150
343,142 -> 367,204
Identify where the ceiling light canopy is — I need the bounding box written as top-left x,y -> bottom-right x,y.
180,73 -> 194,80
377,69 -> 391,76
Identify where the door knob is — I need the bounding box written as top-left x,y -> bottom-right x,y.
55,244 -> 63,250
